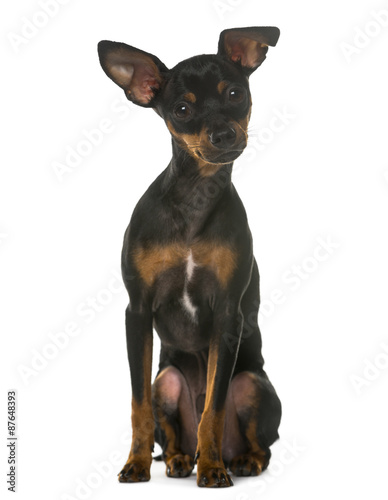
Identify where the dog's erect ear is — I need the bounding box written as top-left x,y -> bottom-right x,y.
97,41 -> 169,107
217,27 -> 280,75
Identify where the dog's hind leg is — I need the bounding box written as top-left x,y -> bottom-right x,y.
152,366 -> 197,478
223,260 -> 282,476
224,370 -> 281,476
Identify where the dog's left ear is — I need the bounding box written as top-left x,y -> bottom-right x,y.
218,26 -> 280,76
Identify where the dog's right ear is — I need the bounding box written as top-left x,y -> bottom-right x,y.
97,41 -> 169,107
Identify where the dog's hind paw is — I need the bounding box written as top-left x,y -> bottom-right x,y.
229,452 -> 268,476
166,453 -> 194,478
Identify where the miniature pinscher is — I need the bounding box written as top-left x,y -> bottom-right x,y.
98,26 -> 281,488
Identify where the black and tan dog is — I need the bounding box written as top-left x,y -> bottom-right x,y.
98,27 -> 281,488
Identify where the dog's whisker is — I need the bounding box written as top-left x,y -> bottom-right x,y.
235,122 -> 248,140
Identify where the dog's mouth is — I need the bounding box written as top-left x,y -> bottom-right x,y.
196,148 -> 243,165
166,118 -> 248,166
195,122 -> 248,165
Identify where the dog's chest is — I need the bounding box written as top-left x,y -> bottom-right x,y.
133,242 -> 237,320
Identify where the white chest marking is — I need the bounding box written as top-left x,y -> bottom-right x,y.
181,250 -> 198,322
186,250 -> 197,281
181,289 -> 198,319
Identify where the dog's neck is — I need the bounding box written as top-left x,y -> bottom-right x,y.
167,139 -> 233,195
160,140 -> 234,237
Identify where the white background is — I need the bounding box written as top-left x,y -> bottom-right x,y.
1,0 -> 388,498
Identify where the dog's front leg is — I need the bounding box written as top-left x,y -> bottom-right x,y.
196,305 -> 243,488
119,305 -> 154,483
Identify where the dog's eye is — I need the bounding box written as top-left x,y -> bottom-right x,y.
174,104 -> 191,119
228,88 -> 245,103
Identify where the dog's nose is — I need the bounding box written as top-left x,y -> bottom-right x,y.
209,126 -> 236,149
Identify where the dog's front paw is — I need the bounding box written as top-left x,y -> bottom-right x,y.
118,459 -> 151,483
166,454 -> 194,478
197,464 -> 233,488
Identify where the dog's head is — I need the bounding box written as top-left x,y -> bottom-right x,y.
98,27 -> 280,167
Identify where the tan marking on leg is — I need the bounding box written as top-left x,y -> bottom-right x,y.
129,398 -> 154,460
120,335 -> 154,482
196,342 -> 233,487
